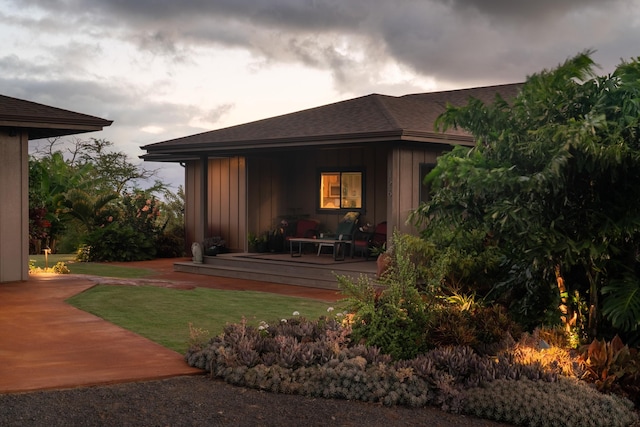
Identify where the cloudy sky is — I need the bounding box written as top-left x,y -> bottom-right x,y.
1,0 -> 638,189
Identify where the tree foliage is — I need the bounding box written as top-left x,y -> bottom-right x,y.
28,138 -> 184,259
411,51 -> 640,343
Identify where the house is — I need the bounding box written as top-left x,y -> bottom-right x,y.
141,83 -> 522,256
0,95 -> 112,283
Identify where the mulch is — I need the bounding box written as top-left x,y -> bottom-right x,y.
0,375 -> 509,427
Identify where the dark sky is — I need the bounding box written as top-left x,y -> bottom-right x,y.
1,0 -> 637,187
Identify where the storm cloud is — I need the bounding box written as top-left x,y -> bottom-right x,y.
10,0 -> 635,84
1,0 -> 638,187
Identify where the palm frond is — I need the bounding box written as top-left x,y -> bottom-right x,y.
601,278 -> 640,332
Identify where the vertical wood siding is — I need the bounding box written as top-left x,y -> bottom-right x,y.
184,157 -> 246,252
184,144 -> 446,253
388,145 -> 442,236
0,130 -> 29,282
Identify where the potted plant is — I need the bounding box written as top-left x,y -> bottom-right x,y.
248,233 -> 258,252
372,242 -> 391,278
203,236 -> 226,256
248,232 -> 270,253
256,232 -> 269,253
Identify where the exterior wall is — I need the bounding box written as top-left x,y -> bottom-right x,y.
247,155 -> 286,241
184,143 -> 446,254
0,130 -> 29,282
184,157 -> 247,252
388,145 -> 443,237
246,146 -> 389,238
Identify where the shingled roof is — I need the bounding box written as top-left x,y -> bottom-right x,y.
142,83 -> 522,161
0,94 -> 112,139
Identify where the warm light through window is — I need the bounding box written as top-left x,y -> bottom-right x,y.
320,171 -> 363,210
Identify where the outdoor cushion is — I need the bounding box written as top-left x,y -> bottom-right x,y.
370,221 -> 387,249
334,212 -> 359,238
285,219 -> 320,240
353,221 -> 386,259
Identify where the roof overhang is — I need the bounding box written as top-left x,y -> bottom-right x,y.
0,120 -> 113,140
141,130 -> 474,162
0,94 -> 113,140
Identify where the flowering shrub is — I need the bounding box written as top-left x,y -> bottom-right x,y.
81,191 -> 163,261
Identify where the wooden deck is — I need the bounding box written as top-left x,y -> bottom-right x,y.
175,252 -> 378,290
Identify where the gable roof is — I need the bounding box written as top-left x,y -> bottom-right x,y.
141,83 -> 522,161
0,94 -> 113,139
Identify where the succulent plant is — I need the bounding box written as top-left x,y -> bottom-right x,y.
463,377 -> 638,427
185,316 -> 638,426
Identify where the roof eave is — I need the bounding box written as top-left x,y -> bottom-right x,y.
0,117 -> 113,128
142,130 -> 401,153
0,118 -> 113,140
142,130 -> 474,159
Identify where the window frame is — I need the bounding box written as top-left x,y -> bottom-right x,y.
317,168 -> 365,213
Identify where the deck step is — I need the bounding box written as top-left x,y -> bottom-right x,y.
175,253 -> 377,290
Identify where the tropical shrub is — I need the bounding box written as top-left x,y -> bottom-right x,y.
28,138 -> 183,260
338,233 -> 432,360
411,51 -> 640,341
155,227 -> 185,258
80,191 -> 163,262
427,303 -> 522,355
83,222 -> 156,261
579,335 -> 640,406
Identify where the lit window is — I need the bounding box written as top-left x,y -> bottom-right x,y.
320,171 -> 363,210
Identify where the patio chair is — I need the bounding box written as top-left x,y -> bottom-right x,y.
352,226 -> 373,258
284,218 -> 320,253
284,219 -> 320,241
353,221 -> 387,260
317,212 -> 360,257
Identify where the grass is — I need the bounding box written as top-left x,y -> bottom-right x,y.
66,285 -> 337,354
29,254 -> 155,278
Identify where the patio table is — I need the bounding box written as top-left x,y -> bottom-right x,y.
289,237 -> 350,261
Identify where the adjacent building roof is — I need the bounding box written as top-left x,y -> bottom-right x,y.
142,82 -> 522,161
0,94 -> 113,139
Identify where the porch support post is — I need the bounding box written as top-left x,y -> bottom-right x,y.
0,129 -> 29,282
196,155 -> 208,244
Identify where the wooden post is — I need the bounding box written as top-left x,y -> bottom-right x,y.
196,155 -> 208,244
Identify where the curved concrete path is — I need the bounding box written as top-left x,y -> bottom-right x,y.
0,258 -> 342,394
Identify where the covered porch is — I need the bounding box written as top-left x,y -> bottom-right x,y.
183,142 -> 440,254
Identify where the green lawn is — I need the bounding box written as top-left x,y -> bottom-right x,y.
66,285 -> 337,354
30,254 -> 154,278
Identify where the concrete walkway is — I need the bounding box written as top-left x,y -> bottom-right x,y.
0,258 -> 342,394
